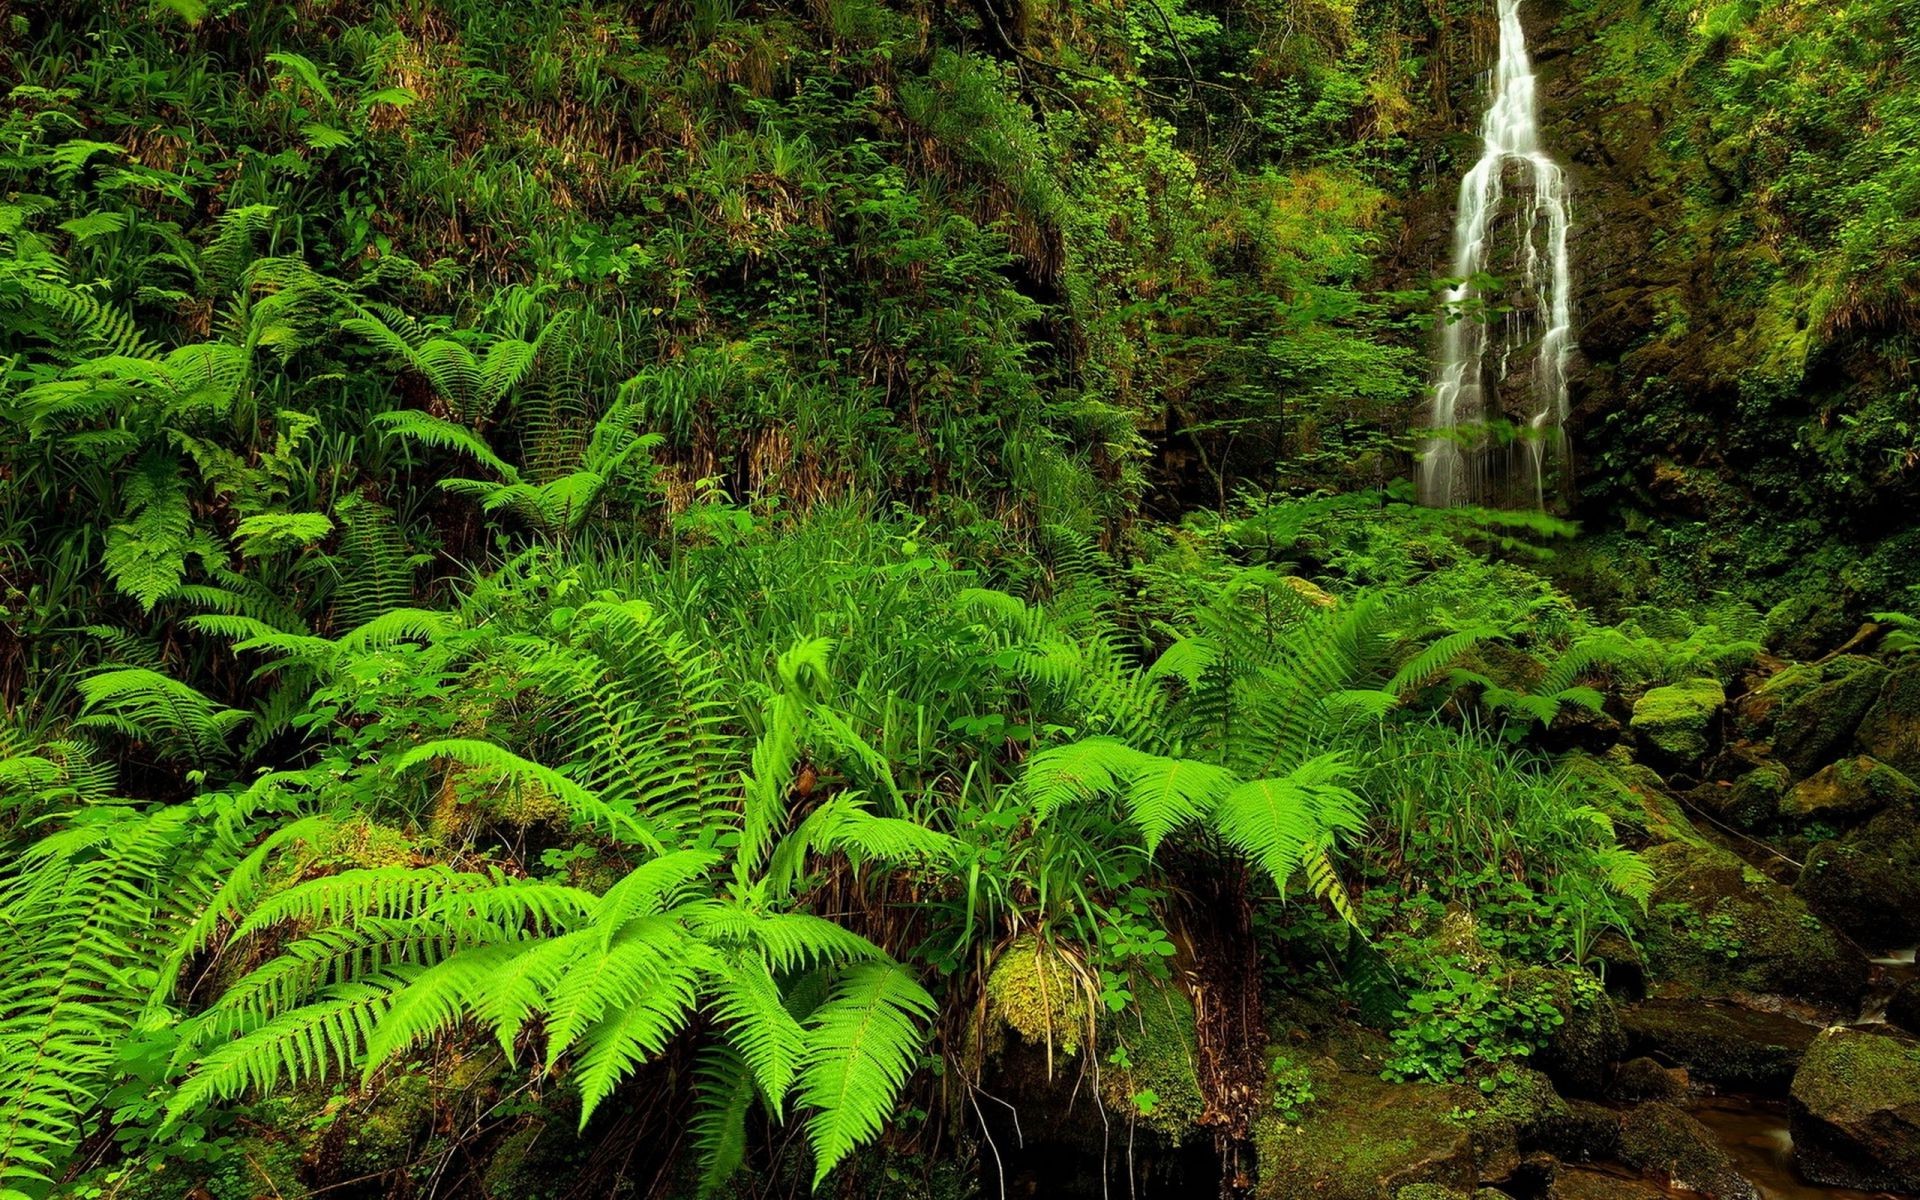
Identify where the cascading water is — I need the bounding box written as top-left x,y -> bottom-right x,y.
1418,0 -> 1575,509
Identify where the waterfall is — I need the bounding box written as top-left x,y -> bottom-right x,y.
1418,0 -> 1575,509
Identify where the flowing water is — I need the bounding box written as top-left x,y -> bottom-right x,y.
1419,0 -> 1575,509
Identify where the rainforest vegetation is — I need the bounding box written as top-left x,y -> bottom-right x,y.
3,0 -> 1919,1198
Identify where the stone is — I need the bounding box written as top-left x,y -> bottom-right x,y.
1531,1098 -> 1623,1164
1697,762 -> 1788,830
1617,1102 -> 1759,1200
1547,1168 -> 1671,1200
1630,678 -> 1725,769
1642,839 -> 1869,1005
1789,1028 -> 1920,1192
1857,659 -> 1920,778
1779,755 -> 1918,825
1793,806 -> 1920,951
1252,1064 -> 1520,1200
1513,968 -> 1626,1096
1619,998 -> 1815,1091
1610,1056 -> 1688,1102
1771,657 -> 1888,777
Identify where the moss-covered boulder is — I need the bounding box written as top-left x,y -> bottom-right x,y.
1793,806 -> 1920,951
1779,755 -> 1918,825
1770,657 -> 1889,777
1610,1056 -> 1689,1102
1857,659 -> 1920,778
1618,998 -> 1814,1091
1511,968 -> 1625,1096
1252,1062 -> 1521,1200
1630,678 -> 1725,769
1789,1029 -> 1920,1191
1694,761 -> 1789,830
1617,1102 -> 1759,1200
1642,839 -> 1868,1004
1098,979 -> 1206,1137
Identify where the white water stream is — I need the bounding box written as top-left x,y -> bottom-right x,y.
1418,0 -> 1575,509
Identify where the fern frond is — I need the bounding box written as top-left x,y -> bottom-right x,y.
797,963 -> 935,1187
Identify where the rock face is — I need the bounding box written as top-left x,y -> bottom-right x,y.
1770,658 -> 1888,777
1778,755 -> 1917,824
1857,660 -> 1920,778
1789,1029 -> 1920,1191
1630,678 -> 1725,769
1887,980 -> 1920,1035
1793,806 -> 1920,951
1619,999 -> 1814,1091
1617,1102 -> 1759,1200
1642,838 -> 1868,1004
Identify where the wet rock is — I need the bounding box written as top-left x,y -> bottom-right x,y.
1619,998 -> 1814,1091
1252,1064 -> 1520,1200
1789,1028 -> 1920,1191
1770,657 -> 1888,777
1617,1102 -> 1759,1200
1793,806 -> 1920,951
1779,755 -> 1918,825
1630,678 -> 1725,770
1857,659 -> 1920,778
1547,1167 -> 1672,1200
1610,1056 -> 1689,1102
1588,931 -> 1646,1001
1886,979 -> 1920,1035
1642,838 -> 1869,1005
1533,1099 -> 1623,1163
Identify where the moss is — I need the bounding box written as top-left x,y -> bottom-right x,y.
1630,677 -> 1725,766
1617,1102 -> 1755,1200
1789,1030 -> 1920,1191
1508,968 -> 1622,1096
338,1072 -> 434,1178
1643,839 -> 1867,1003
986,934 -> 1092,1056
1771,657 -> 1888,777
1098,978 -> 1205,1136
1857,660 -> 1920,778
1780,755 -> 1917,823
1619,998 -> 1813,1090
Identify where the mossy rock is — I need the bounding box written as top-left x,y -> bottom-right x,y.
1857,659 -> 1920,778
1642,839 -> 1868,1004
1779,755 -> 1918,825
1689,764 -> 1784,831
1629,678 -> 1725,769
1789,1029 -> 1920,1191
1618,998 -> 1813,1091
1770,657 -> 1888,778
1509,968 -> 1625,1097
1793,806 -> 1920,951
1098,978 -> 1205,1137
1251,1061 -> 1520,1200
1617,1102 -> 1759,1200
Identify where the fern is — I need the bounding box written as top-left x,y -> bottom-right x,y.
796,963 -> 935,1187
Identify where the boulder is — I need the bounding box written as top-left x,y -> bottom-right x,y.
1609,1056 -> 1689,1102
1618,998 -> 1815,1091
1857,659 -> 1920,778
1642,839 -> 1868,1005
1252,1064 -> 1520,1200
1695,762 -> 1788,830
1793,806 -> 1920,951
1770,657 -> 1888,777
1514,968 -> 1626,1096
1630,678 -> 1725,769
1617,1102 -> 1758,1200
1778,755 -> 1918,825
1789,1029 -> 1920,1191
1532,1098 -> 1623,1164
